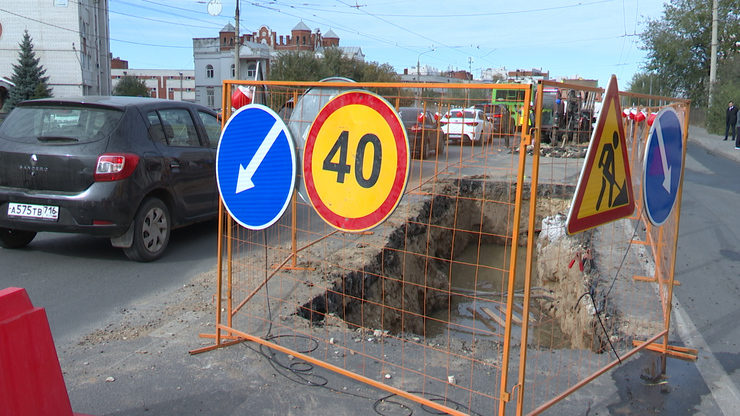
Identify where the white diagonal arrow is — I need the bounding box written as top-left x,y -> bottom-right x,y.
236,121 -> 283,193
653,118 -> 672,192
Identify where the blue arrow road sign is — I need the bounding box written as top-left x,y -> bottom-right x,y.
642,107 -> 683,226
216,104 -> 296,230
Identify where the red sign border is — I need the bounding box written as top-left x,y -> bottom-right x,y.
566,76 -> 635,234
303,90 -> 409,232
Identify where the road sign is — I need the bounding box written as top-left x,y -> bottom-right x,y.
303,90 -> 409,232
216,104 -> 297,230
643,107 -> 683,226
286,77 -> 356,203
567,75 -> 635,234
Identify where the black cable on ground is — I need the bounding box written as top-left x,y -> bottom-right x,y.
575,207 -> 644,364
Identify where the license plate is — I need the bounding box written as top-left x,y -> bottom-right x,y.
7,202 -> 59,221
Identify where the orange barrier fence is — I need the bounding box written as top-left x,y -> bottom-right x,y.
192,79 -> 692,415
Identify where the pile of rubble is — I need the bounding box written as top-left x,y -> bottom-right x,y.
512,144 -> 588,158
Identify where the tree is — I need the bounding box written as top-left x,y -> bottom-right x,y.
706,54 -> 740,133
268,47 -> 399,83
5,30 -> 51,110
639,0 -> 740,107
112,75 -> 150,97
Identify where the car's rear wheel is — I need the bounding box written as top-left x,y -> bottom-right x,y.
123,198 -> 170,262
0,228 -> 36,249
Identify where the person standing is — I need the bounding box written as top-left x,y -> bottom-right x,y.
725,101 -> 738,141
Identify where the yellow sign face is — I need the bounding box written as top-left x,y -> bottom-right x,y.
303,91 -> 409,232
567,76 -> 634,234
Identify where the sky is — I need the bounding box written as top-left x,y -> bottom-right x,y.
109,0 -> 668,88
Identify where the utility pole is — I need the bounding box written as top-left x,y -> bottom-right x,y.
708,0 -> 718,106
179,72 -> 183,101
234,0 -> 240,80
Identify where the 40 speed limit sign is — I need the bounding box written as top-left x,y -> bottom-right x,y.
303,90 -> 409,232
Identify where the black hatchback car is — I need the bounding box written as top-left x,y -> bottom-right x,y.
0,96 -> 221,261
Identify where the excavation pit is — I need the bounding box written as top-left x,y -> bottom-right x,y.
297,178 -> 606,351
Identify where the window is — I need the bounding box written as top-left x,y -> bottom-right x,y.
198,111 -> 221,148
206,87 -> 215,108
231,64 -> 235,78
153,109 -> 200,147
206,64 -> 214,78
0,106 -> 123,144
247,63 -> 256,78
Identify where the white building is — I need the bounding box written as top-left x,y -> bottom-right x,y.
192,22 -> 362,109
111,68 -> 195,102
0,0 -> 111,99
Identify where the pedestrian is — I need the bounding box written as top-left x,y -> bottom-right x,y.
725,101 -> 738,141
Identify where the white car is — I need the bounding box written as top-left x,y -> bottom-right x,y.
440,108 -> 493,144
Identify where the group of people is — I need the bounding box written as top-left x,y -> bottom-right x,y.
726,101 -> 740,149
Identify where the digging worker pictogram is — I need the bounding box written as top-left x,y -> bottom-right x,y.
596,131 -> 628,211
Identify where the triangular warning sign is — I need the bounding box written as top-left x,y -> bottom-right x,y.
566,75 -> 635,234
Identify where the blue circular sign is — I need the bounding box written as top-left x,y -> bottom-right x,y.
642,107 -> 683,226
216,104 -> 296,230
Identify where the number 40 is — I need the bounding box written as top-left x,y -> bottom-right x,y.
322,130 -> 382,188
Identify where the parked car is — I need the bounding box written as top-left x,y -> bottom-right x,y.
440,108 -> 492,145
397,107 -> 444,159
0,96 -> 222,261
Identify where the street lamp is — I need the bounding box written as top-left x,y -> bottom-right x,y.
416,48 -> 435,105
416,48 -> 435,81
234,0 -> 240,80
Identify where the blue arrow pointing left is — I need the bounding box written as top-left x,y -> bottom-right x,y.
216,105 -> 296,230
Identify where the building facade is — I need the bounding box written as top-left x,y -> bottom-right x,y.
193,21 -> 362,109
111,69 -> 195,103
0,0 -> 111,99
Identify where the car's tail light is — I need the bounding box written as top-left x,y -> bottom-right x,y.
492,114 -> 502,118
417,113 -> 425,123
465,122 -> 479,126
94,153 -> 140,182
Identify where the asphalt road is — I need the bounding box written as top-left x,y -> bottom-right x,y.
668,140 -> 740,414
0,219 -> 219,346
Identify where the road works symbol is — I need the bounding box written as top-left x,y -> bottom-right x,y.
643,107 -> 683,226
303,90 -> 409,232
216,104 -> 296,230
567,75 -> 635,234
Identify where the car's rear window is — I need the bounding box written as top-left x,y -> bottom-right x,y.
0,106 -> 124,144
447,110 -> 476,119
398,108 -> 423,124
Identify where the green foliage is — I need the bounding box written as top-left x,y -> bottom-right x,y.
6,30 -> 51,110
268,47 -> 399,83
639,0 -> 739,107
112,75 -> 150,97
707,55 -> 740,134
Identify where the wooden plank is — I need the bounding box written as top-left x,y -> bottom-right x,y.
466,306 -> 498,333
496,305 -> 522,325
480,306 -> 507,328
